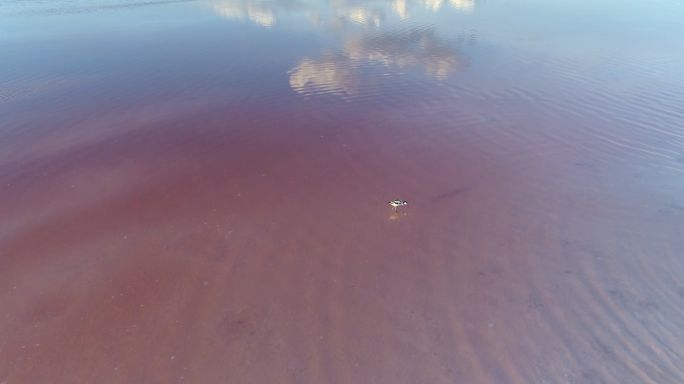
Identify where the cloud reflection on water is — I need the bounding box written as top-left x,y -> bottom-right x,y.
205,0 -> 475,28
205,0 -> 472,93
289,29 -> 468,95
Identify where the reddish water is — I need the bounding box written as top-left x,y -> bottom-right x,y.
1,0 -> 684,383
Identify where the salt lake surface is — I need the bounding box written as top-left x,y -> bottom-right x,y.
1,0 -> 684,382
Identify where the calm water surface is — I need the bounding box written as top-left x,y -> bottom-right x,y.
1,0 -> 684,383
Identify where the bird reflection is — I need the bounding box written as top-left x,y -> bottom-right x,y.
289,28 -> 468,95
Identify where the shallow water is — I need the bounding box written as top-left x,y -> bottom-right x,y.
1,0 -> 684,383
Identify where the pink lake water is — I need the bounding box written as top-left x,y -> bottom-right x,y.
1,0 -> 684,383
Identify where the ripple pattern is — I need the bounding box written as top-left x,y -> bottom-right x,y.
1,0 -> 684,382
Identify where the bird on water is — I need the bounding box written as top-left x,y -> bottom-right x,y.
388,199 -> 408,211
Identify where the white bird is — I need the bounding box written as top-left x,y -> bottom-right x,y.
388,199 -> 408,211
